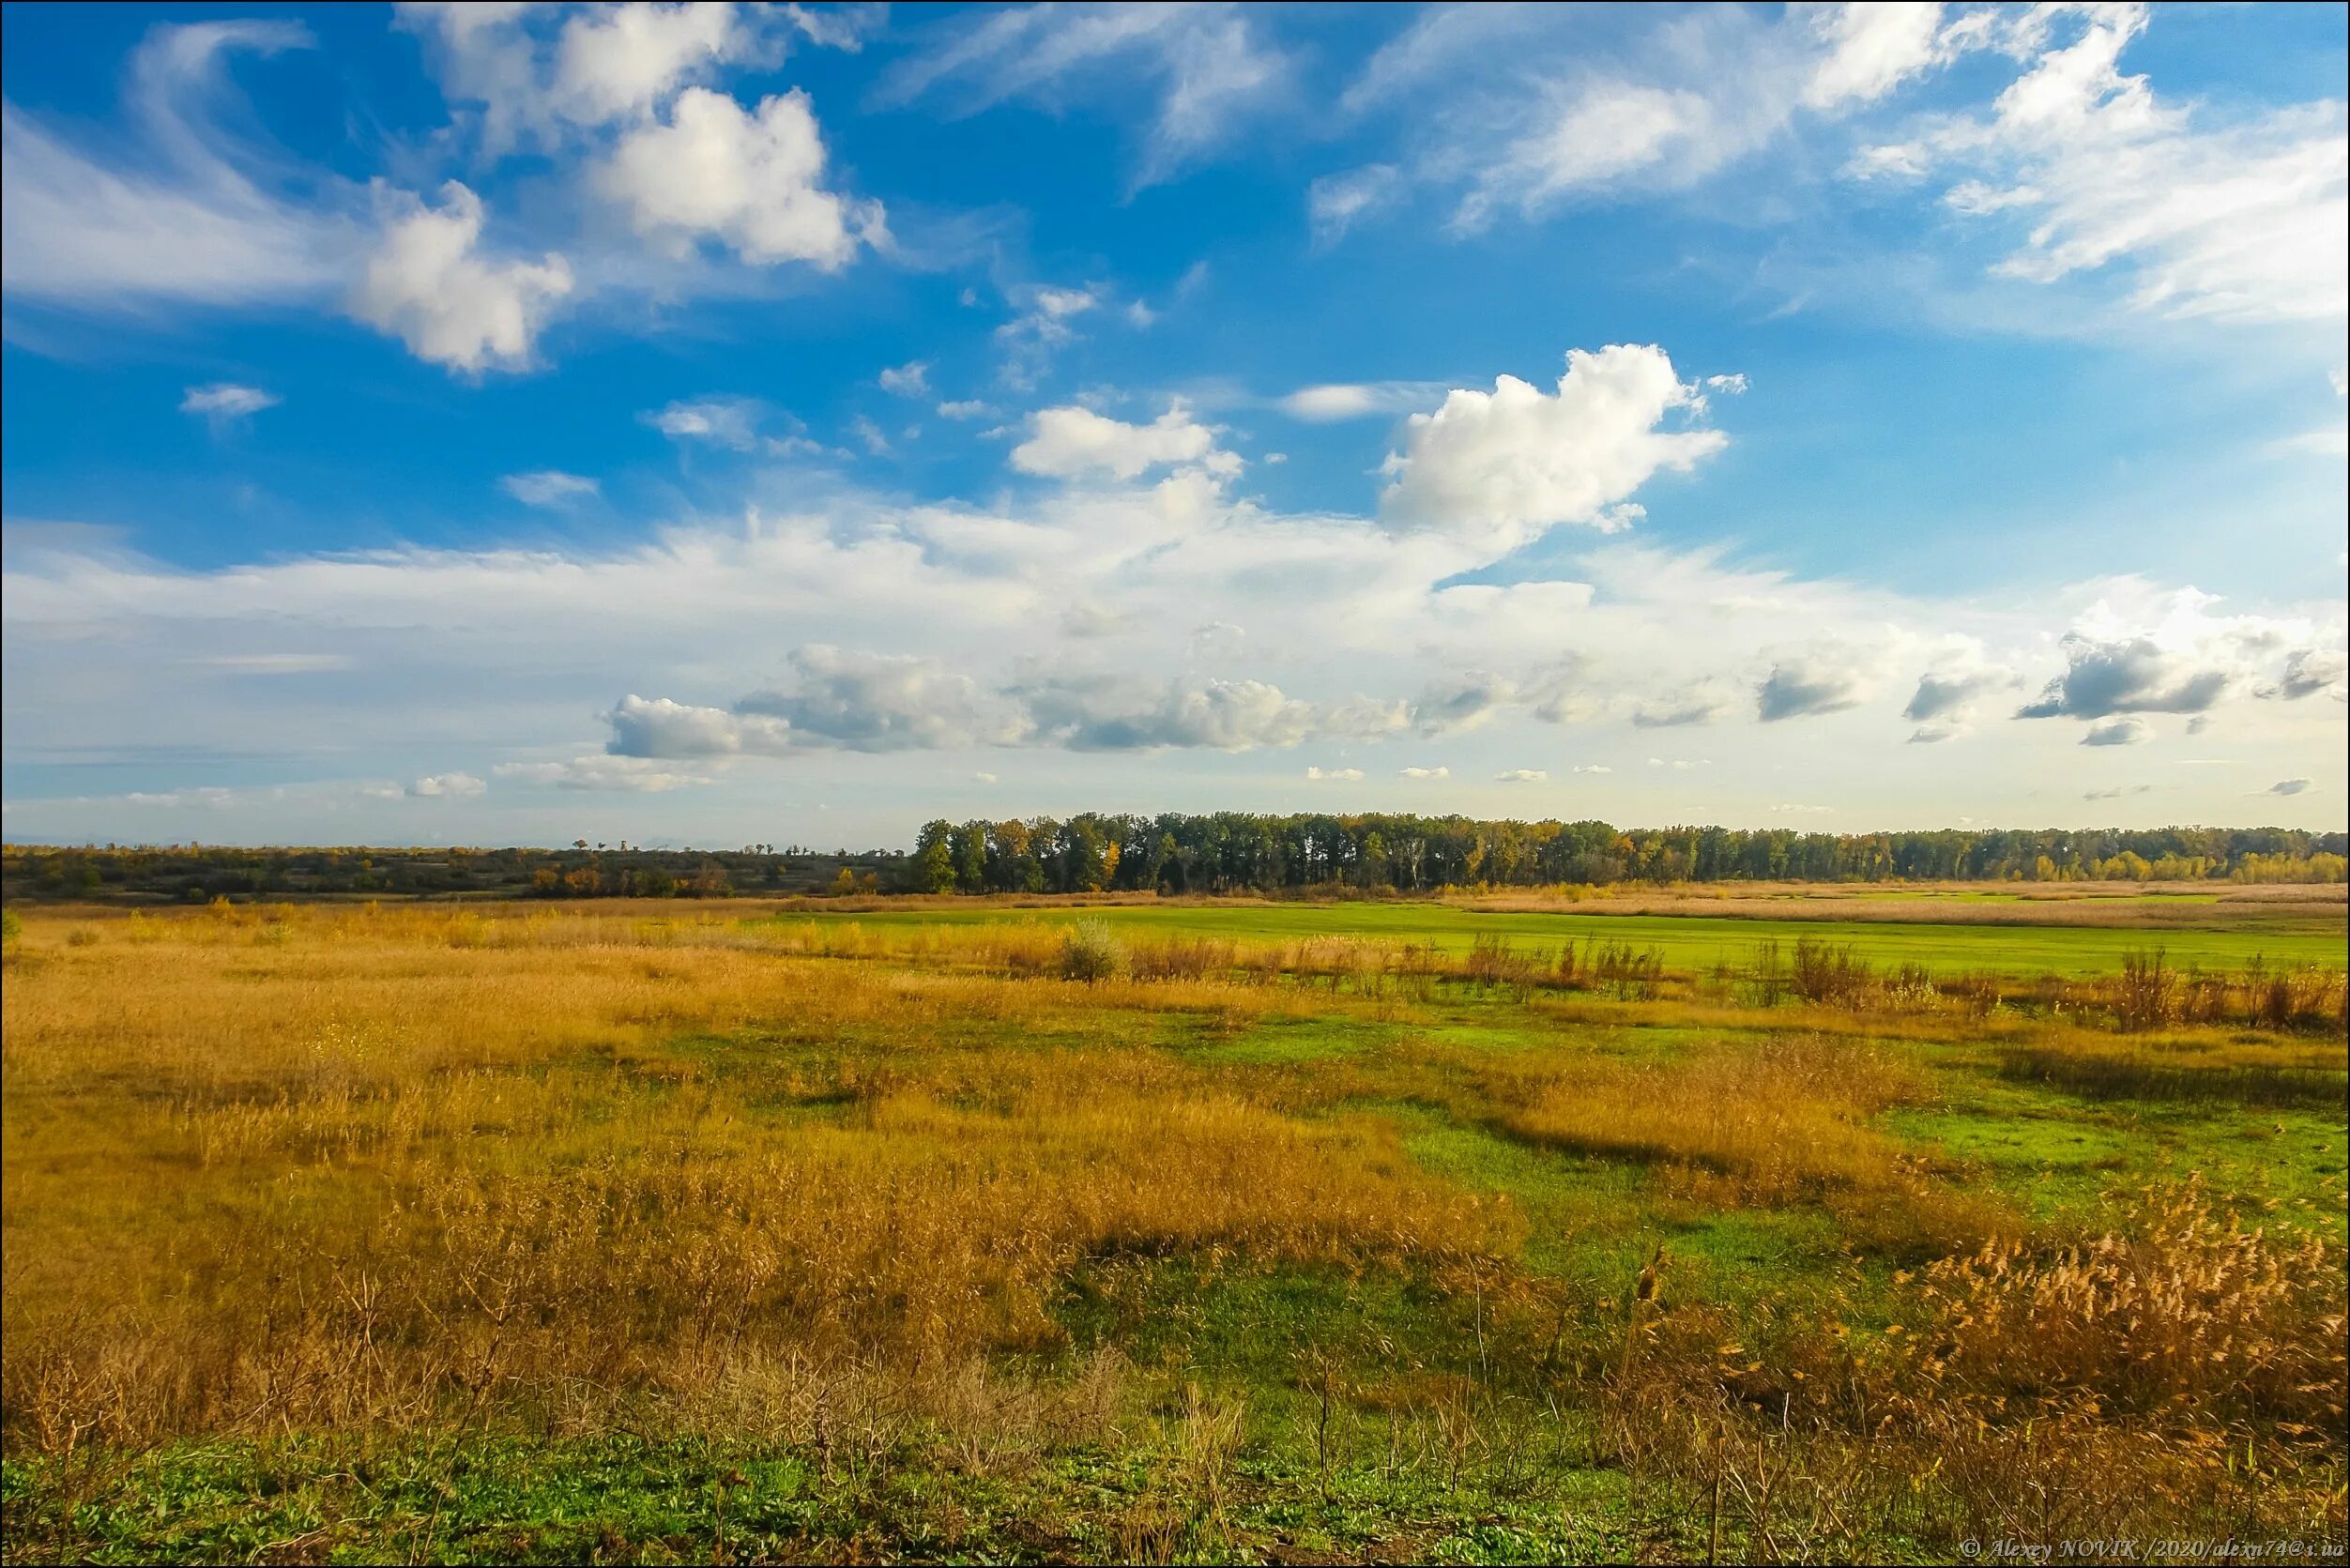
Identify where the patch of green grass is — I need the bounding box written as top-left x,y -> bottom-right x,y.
774,899 -> 2346,978
1,1429 -> 1700,1567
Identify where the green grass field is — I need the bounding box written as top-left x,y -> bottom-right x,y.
786,894 -> 2348,976
3,893 -> 2344,1564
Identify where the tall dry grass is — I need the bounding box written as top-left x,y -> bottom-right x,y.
1,906 -> 1506,1457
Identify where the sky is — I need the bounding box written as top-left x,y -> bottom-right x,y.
2,0 -> 2345,850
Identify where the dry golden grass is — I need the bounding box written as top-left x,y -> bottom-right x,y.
1,903 -> 1506,1456
4,899 -> 2342,1562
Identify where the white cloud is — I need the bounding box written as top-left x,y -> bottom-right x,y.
936,399 -> 992,420
605,694 -> 796,757
2261,648 -> 2348,703
1756,653 -> 1873,722
878,360 -> 931,397
554,1 -> 745,126
2273,426 -> 2349,459
349,181 -> 572,373
2012,588 -> 2336,722
1571,764 -> 1611,775
642,395 -> 765,449
501,470 -> 600,507
1862,6 -> 2348,327
180,383 -> 280,426
1308,163 -> 1401,244
1011,403 -> 1227,481
397,1 -> 804,149
1305,766 -> 1363,781
734,646 -> 1025,752
2082,717 -> 2152,747
407,770 -> 487,798
1399,766 -> 1450,779
0,23 -> 358,311
1495,769 -> 1549,783
1277,382 -> 1442,422
993,284 -> 1099,386
495,755 -> 713,793
1381,345 -> 1727,552
1024,676 -> 1317,753
1903,662 -> 2007,723
596,87 -> 878,268
1801,2 -> 1949,111
877,3 -> 1289,187
1472,80 -> 1723,216
1629,683 -> 1740,729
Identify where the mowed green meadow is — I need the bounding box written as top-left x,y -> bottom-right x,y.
789,892 -> 2349,977
2,889 -> 2344,1564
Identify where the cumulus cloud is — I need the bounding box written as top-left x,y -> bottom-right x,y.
1010,403 -> 1229,481
1412,673 -> 1517,736
1399,766 -> 1450,779
735,646 -> 1025,751
2261,648 -> 2348,703
1756,655 -> 1870,722
1629,684 -> 1739,728
2018,634 -> 2232,719
396,1 -> 790,150
1305,765 -> 1363,781
878,360 -> 930,397
1902,665 -> 2007,723
596,87 -> 878,268
2082,716 -> 2151,746
1027,676 -> 1317,752
936,399 -> 992,420
407,770 -> 486,798
180,383 -> 280,427
1495,768 -> 1548,783
349,181 -> 572,373
501,470 -> 600,507
605,694 -> 795,757
1380,345 -> 1727,553
1571,764 -> 1611,774
552,0 -> 746,126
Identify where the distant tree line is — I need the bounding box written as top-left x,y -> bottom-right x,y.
7,818 -> 2342,905
909,814 -> 2350,894
0,843 -> 903,904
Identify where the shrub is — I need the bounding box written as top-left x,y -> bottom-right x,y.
1060,920 -> 1126,982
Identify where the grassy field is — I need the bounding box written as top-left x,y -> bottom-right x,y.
789,891 -> 2349,976
3,891 -> 2344,1564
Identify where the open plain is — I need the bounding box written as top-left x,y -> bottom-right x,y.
3,887 -> 2343,1563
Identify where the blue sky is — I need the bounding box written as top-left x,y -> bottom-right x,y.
3,1 -> 2344,847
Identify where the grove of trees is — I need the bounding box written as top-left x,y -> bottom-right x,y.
909,814 -> 2349,895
